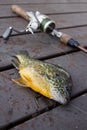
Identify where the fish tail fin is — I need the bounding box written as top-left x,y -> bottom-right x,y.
7,50 -> 29,69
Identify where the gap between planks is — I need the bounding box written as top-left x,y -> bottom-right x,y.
0,25 -> 87,71
0,91 -> 87,130
1,23 -> 87,39
0,48 -> 84,72
1,2 -> 87,5
1,11 -> 87,18
0,46 -> 87,72
1,11 -> 87,19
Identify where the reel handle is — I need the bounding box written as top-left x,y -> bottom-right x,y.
11,5 -> 29,21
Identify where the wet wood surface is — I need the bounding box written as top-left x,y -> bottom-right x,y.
0,0 -> 87,130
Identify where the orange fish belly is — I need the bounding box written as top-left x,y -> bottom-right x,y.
19,68 -> 51,99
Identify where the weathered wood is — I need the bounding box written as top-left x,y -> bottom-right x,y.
1,13 -> 87,36
0,51 -> 87,128
11,94 -> 87,130
1,4 -> 87,18
0,1 -> 87,130
0,69 -> 55,128
0,26 -> 87,68
0,0 -> 87,4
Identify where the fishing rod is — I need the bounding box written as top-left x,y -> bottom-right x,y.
3,5 -> 87,53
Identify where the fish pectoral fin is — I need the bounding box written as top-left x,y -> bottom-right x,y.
12,78 -> 28,87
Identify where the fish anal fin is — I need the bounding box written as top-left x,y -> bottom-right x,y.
12,78 -> 28,87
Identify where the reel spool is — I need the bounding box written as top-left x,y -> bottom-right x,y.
36,11 -> 55,33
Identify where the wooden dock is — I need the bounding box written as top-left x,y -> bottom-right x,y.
0,0 -> 87,130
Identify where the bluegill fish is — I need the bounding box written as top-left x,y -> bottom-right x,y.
10,51 -> 72,105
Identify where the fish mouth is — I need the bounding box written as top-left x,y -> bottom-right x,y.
53,94 -> 70,105
51,87 -> 70,105
60,90 -> 71,105
61,96 -> 70,105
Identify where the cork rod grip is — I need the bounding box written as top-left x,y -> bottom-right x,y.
60,33 -> 71,45
11,5 -> 30,21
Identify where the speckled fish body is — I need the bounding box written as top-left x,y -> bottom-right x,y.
11,51 -> 72,105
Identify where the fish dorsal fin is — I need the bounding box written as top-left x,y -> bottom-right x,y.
12,78 -> 28,87
8,50 -> 29,69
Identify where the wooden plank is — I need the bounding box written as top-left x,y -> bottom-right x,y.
0,26 -> 87,68
1,4 -> 87,18
1,13 -> 87,36
11,94 -> 87,130
0,0 -> 87,4
0,51 -> 87,128
0,69 -> 55,128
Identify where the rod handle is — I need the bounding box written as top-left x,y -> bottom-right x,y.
11,5 -> 29,21
60,33 -> 71,45
60,33 -> 80,48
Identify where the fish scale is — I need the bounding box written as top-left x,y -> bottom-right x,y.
10,50 -> 72,105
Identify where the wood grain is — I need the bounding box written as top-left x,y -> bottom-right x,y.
0,4 -> 87,18
0,1 -> 87,129
11,94 -> 87,130
0,0 -> 87,4
1,13 -> 87,36
0,26 -> 87,68
0,51 -> 87,128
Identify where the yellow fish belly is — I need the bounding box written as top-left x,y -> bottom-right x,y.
19,67 -> 52,99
